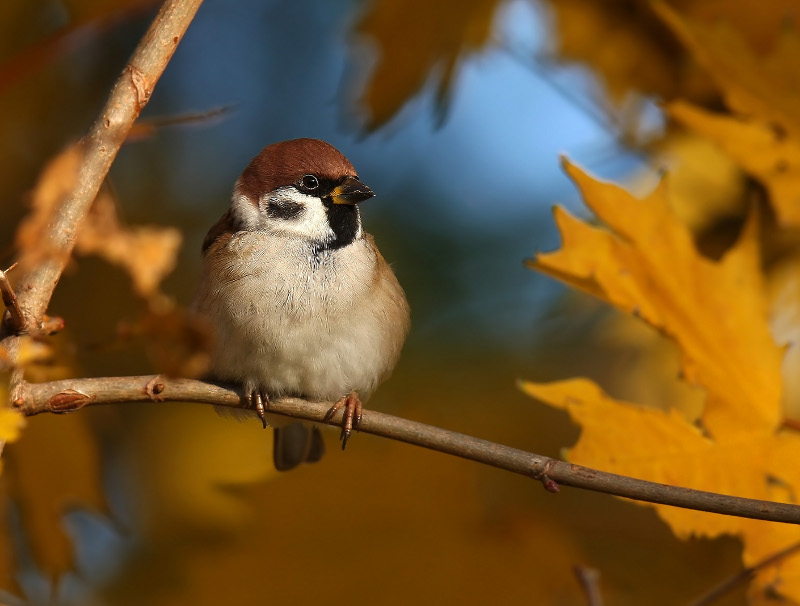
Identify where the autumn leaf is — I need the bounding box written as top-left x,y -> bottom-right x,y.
655,1 -> 800,138
670,100 -> 800,227
15,142 -> 84,275
520,379 -> 800,603
0,374 -> 23,597
4,413 -> 108,581
529,160 -> 782,439
524,162 -> 799,602
354,0 -> 500,129
543,0 -> 688,104
0,407 -> 23,449
76,185 -> 181,299
629,132 -> 747,235
17,144 -> 181,299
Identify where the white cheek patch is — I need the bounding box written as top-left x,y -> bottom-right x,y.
261,186 -> 335,243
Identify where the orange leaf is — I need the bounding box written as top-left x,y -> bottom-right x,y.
545,0 -> 685,103
529,160 -> 783,438
354,0 -> 500,129
655,1 -> 800,138
520,379 -> 800,601
15,143 -> 83,274
75,185 -> 181,299
0,378 -> 23,597
670,100 -> 800,227
525,161 -> 798,601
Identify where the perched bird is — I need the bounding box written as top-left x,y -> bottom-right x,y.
193,138 -> 410,470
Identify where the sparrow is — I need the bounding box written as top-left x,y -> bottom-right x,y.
193,138 -> 410,471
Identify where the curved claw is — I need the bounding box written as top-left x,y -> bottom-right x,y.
323,391 -> 363,450
245,389 -> 269,429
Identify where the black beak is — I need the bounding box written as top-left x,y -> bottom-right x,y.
330,176 -> 375,205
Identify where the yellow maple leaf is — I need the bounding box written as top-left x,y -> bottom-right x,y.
529,160 -> 783,438
544,0 -> 799,117
520,379 -> 800,603
0,368 -> 25,476
524,162 -> 799,602
670,100 -> 800,227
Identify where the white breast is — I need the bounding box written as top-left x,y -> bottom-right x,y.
195,231 -> 408,402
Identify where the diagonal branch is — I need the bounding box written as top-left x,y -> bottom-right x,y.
688,540 -> 800,606
13,375 -> 800,527
12,0 -> 204,331
2,0 -> 203,411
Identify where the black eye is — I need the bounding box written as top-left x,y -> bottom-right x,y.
300,174 -> 319,190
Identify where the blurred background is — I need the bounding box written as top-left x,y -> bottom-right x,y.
1,0 -> 787,603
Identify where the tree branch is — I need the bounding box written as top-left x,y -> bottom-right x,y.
13,375 -> 800,526
2,0 -> 203,410
12,0 -> 204,331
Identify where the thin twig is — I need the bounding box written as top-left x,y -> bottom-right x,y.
133,104 -> 232,130
13,375 -> 800,527
573,565 -> 604,606
688,540 -> 800,606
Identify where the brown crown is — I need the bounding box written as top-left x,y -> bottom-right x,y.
237,138 -> 357,201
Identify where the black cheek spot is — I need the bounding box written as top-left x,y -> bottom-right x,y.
267,201 -> 304,220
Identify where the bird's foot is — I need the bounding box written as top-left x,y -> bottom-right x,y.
323,391 -> 363,450
245,389 -> 270,429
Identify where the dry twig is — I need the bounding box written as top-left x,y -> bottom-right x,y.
573,565 -> 604,606
688,540 -> 800,606
2,0 -> 204,399
12,375 -> 800,527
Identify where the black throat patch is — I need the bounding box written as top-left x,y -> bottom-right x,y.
321,198 -> 360,251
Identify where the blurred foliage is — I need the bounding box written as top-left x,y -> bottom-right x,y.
354,0 -> 499,129
524,166 -> 795,601
1,0 -> 800,605
523,1 -> 800,604
5,415 -> 108,582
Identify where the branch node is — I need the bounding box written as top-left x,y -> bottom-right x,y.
533,458 -> 561,493
145,375 -> 166,402
126,65 -> 152,111
16,375 -> 800,526
40,315 -> 65,336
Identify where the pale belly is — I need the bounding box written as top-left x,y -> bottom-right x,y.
201,238 -> 404,401
212,301 -> 389,400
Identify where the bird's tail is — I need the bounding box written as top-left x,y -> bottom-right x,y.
273,423 -> 325,471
